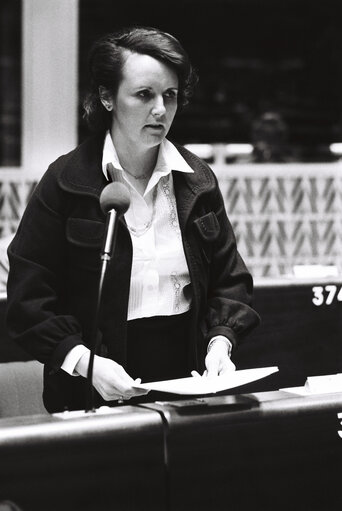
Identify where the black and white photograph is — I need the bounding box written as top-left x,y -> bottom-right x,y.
0,1 -> 342,509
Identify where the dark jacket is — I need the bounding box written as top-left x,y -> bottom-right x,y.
6,133 -> 260,412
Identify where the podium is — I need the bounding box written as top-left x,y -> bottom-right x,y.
0,391 -> 341,511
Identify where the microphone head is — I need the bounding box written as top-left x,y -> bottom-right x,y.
100,182 -> 131,215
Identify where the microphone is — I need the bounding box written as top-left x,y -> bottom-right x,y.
86,182 -> 130,412
100,182 -> 130,260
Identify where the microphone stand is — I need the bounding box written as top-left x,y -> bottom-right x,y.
85,181 -> 130,413
86,210 -> 118,412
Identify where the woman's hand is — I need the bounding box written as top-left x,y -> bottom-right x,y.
204,339 -> 236,377
75,352 -> 149,401
192,338 -> 236,378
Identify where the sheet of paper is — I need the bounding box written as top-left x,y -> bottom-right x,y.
134,366 -> 278,395
281,373 -> 342,396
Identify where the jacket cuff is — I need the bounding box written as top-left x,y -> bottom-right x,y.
206,325 -> 238,350
61,344 -> 90,376
48,334 -> 86,374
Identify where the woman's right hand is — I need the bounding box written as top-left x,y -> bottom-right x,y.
75,352 -> 149,401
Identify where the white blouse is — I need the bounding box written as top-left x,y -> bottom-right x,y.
102,131 -> 194,320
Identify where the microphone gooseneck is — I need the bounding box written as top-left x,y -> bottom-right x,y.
86,182 -> 130,412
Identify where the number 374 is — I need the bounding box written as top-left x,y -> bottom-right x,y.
312,285 -> 342,306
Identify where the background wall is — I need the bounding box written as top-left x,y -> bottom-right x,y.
0,0 -> 342,277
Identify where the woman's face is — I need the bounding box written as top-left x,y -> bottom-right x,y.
110,51 -> 179,152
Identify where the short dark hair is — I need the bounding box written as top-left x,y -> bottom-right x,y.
83,26 -> 198,131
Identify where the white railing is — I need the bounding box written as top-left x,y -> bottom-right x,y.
2,150 -> 342,278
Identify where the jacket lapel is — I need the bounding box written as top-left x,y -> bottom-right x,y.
172,144 -> 216,232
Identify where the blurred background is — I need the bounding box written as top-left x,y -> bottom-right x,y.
1,0 -> 342,279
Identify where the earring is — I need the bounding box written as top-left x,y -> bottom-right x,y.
102,101 -> 112,111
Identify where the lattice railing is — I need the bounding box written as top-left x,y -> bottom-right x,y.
1,153 -> 342,278
212,153 -> 342,277
0,170 -> 37,290
0,169 -> 37,237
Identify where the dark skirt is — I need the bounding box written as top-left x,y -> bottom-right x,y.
127,311 -> 190,382
125,311 -> 191,405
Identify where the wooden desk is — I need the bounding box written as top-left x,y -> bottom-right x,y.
0,391 -> 341,511
145,390 -> 342,511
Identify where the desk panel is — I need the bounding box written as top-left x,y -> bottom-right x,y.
144,391 -> 342,511
233,279 -> 342,391
0,406 -> 166,511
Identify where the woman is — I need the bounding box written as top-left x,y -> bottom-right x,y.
6,27 -> 260,413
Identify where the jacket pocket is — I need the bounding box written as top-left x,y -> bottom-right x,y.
193,212 -> 220,264
66,218 -> 105,271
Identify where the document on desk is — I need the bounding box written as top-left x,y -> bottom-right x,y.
281,373 -> 342,395
134,366 -> 279,395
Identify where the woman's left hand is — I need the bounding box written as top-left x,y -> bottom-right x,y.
204,339 -> 236,377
